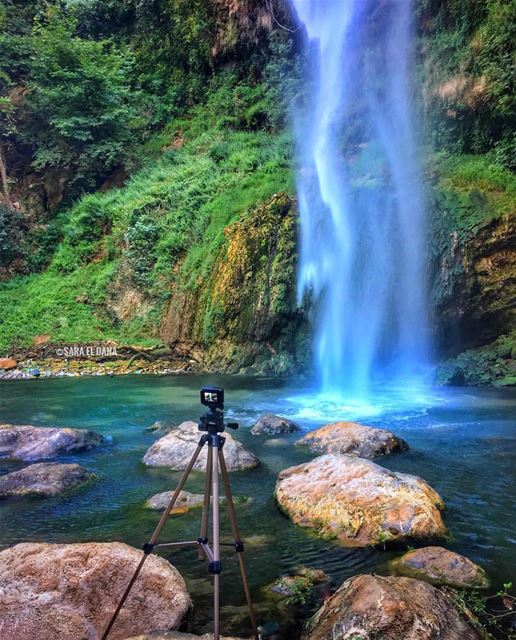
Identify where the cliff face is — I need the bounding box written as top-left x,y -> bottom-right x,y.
429,158 -> 515,386
160,193 -> 309,375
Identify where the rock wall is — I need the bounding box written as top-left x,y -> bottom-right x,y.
160,193 -> 309,375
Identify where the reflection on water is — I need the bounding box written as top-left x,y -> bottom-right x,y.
0,374 -> 515,635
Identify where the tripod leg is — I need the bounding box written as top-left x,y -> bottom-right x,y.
101,440 -> 206,640
218,449 -> 259,640
211,444 -> 221,640
199,444 -> 212,560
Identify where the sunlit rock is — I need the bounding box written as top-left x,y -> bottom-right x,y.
0,542 -> 191,640
0,424 -> 105,461
275,454 -> 446,547
250,414 -> 300,436
143,421 -> 259,471
297,421 -> 408,458
390,546 -> 490,589
0,462 -> 95,497
303,574 -> 481,640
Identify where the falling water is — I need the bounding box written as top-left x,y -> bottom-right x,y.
291,0 -> 429,398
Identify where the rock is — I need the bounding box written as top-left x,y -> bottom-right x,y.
390,546 -> 490,589
0,357 -> 17,370
250,414 -> 300,436
303,574 -> 481,640
270,567 -> 329,598
275,454 -> 446,547
0,462 -> 95,497
143,421 -> 259,471
434,362 -> 466,386
297,421 -> 408,458
0,541 -> 191,640
146,420 -> 175,434
0,424 -> 105,461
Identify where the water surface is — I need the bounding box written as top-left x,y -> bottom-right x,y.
0,374 -> 514,635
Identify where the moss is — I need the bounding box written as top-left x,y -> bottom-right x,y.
434,331 -> 516,386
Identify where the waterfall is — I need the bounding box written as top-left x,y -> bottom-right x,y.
291,0 -> 429,398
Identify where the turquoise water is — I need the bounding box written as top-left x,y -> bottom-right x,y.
0,374 -> 515,636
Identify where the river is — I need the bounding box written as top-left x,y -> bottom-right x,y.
0,374 -> 514,636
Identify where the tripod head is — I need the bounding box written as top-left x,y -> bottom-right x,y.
198,386 -> 238,434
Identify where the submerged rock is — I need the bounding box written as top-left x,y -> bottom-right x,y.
303,574 -> 481,640
0,541 -> 191,640
390,546 -> 490,589
275,454 -> 446,547
250,414 -> 300,436
143,421 -> 259,471
146,490 -> 205,512
297,421 -> 408,458
146,420 -> 176,434
0,462 -> 95,497
0,424 -> 105,461
270,567 -> 329,598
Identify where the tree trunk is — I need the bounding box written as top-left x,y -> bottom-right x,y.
0,142 -> 11,207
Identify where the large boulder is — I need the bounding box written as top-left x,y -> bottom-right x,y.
303,574 -> 481,640
297,421 -> 408,459
0,424 -> 105,461
0,542 -> 191,640
275,454 -> 446,547
250,414 -> 300,436
0,462 -> 96,497
143,421 -> 259,471
390,546 -> 490,589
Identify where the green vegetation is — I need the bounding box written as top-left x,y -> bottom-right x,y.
0,79 -> 294,350
429,153 -> 515,241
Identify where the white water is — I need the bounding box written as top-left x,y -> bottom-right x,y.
291,0 -> 429,399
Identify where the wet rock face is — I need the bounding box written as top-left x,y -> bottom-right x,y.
390,546 -> 490,589
297,421 -> 408,458
0,424 -> 105,461
146,490 -> 207,512
143,421 -> 260,471
250,414 -> 300,436
275,454 -> 447,547
303,574 -> 481,640
0,462 -> 95,497
0,542 -> 191,640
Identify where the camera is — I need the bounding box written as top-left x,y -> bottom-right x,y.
200,386 -> 224,410
198,386 -> 238,434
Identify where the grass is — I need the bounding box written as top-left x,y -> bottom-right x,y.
430,152 -> 516,240
0,81 -> 294,352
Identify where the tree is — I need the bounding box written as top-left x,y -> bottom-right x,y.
24,9 -> 140,192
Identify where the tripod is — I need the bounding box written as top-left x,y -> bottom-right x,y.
101,410 -> 259,640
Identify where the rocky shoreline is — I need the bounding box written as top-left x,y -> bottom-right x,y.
0,416 -> 511,639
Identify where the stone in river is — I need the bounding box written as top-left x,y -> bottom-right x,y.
250,414 -> 300,436
297,421 -> 408,458
0,424 -> 105,461
390,546 -> 490,589
0,541 -> 191,640
275,454 -> 447,547
143,421 -> 259,471
302,574 -> 481,640
0,462 -> 96,497
0,357 -> 17,370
